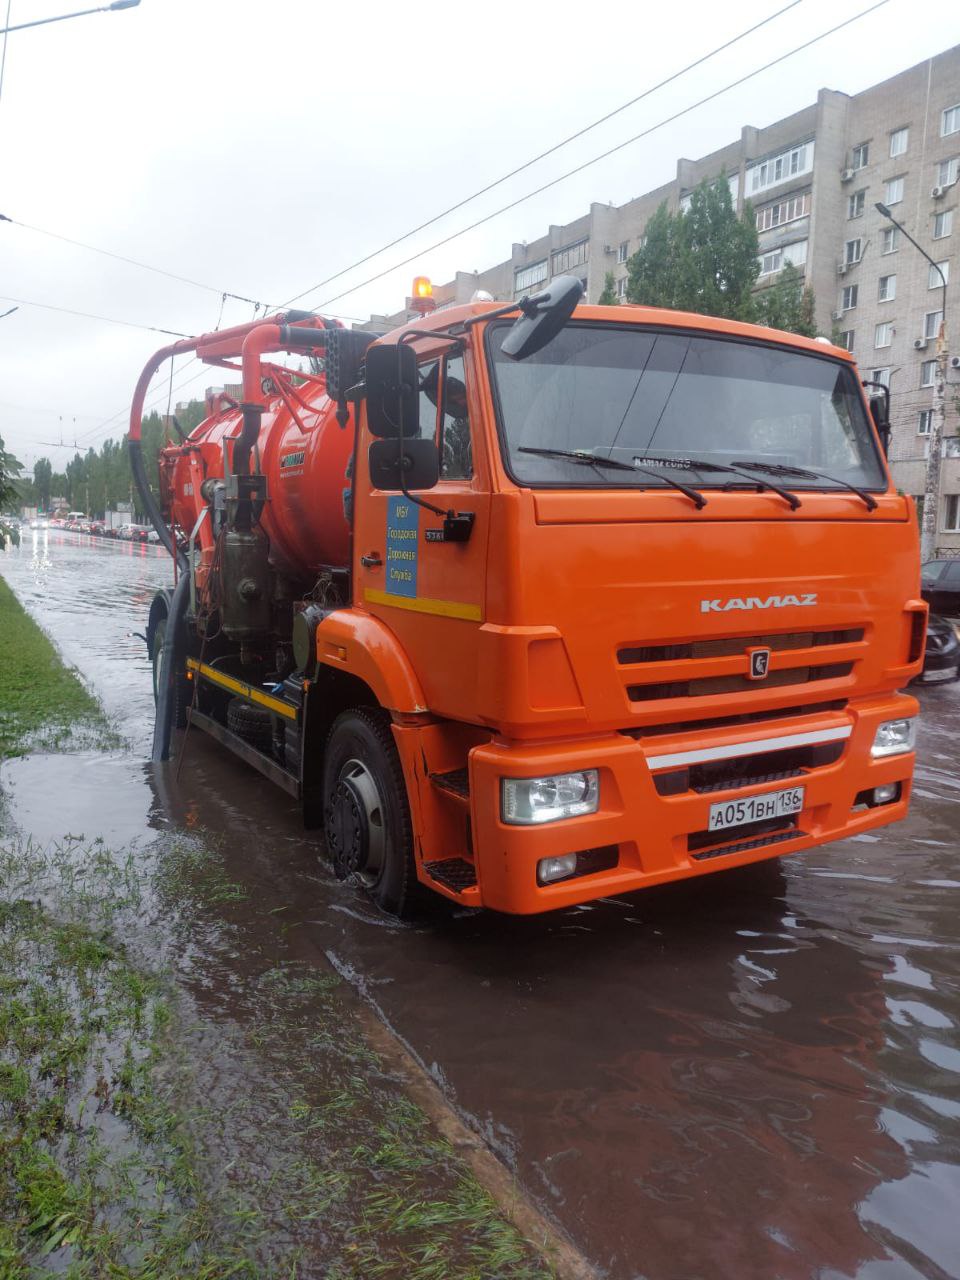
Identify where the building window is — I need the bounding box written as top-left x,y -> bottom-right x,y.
874,321 -> 893,349
844,238 -> 863,264
871,367 -> 891,388
841,284 -> 859,311
944,495 -> 960,533
881,226 -> 900,254
754,190 -> 811,232
615,276 -> 628,299
889,127 -> 909,157
837,329 -> 854,352
884,175 -> 905,205
514,260 -> 547,296
943,104 -> 960,137
848,190 -> 865,218
918,409 -> 933,436
937,157 -> 959,186
616,241 -> 629,263
785,239 -> 808,267
934,210 -> 953,238
551,240 -> 589,275
747,141 -> 814,195
929,261 -> 950,289
924,310 -> 943,339
878,274 -> 896,301
852,142 -> 869,169
920,360 -> 937,388
759,239 -> 807,276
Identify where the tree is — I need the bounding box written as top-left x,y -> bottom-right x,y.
754,262 -> 817,337
597,271 -> 617,305
1,435 -> 24,546
626,176 -> 760,320
33,457 -> 52,511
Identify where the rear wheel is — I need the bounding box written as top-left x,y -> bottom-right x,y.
151,616 -> 189,729
322,708 -> 420,917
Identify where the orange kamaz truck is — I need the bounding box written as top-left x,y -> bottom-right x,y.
133,277 -> 924,916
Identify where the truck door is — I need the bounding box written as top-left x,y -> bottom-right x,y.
355,348 -> 490,720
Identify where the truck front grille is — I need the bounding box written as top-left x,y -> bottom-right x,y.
618,628 -> 864,665
652,738 -> 846,796
627,662 -> 853,703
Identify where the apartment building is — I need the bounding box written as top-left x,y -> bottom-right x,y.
364,45 -> 959,549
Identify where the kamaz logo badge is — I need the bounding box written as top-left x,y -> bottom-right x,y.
700,593 -> 818,613
748,647 -> 771,680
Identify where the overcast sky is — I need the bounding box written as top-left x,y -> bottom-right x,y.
0,0 -> 955,469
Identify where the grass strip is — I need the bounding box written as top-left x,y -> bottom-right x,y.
0,833 -> 555,1279
0,576 -> 112,759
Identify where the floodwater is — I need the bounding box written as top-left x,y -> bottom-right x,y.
2,530 -> 959,1280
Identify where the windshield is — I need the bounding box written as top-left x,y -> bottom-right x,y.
487,323 -> 886,491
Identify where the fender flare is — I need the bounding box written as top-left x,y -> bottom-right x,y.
313,609 -> 428,714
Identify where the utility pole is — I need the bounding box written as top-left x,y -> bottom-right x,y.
875,203 -> 949,562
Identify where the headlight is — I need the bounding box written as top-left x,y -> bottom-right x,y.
501,770 -> 599,825
871,718 -> 917,758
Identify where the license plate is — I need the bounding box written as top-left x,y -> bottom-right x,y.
708,785 -> 805,832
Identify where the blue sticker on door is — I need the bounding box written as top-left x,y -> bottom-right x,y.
386,496 -> 419,598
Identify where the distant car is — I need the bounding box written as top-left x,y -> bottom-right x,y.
913,614 -> 960,685
119,523 -> 150,542
921,559 -> 960,615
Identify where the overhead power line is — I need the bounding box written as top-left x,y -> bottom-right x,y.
303,0 -> 890,314
280,0 -> 805,308
0,212 -> 273,310
0,293 -> 192,337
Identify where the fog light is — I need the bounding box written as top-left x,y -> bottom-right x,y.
872,783 -> 899,805
871,718 -> 916,758
537,854 -> 578,884
501,770 -> 599,825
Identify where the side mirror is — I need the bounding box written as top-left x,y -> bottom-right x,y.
365,343 -> 418,438
369,438 -> 439,491
869,394 -> 891,456
502,274 -> 583,361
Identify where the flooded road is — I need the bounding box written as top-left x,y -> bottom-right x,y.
2,532 -> 959,1280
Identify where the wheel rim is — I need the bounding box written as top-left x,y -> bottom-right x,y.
151,621 -> 165,706
326,757 -> 386,887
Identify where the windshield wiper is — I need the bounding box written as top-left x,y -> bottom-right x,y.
518,446 -> 707,509
631,454 -> 802,511
729,460 -> 878,512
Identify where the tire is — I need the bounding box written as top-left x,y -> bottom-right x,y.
226,698 -> 273,753
151,616 -> 189,730
322,708 -> 420,918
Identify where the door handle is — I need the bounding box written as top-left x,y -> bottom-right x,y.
361,552 -> 383,568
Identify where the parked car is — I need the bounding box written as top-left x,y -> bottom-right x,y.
913,614 -> 960,685
119,523 -> 151,542
921,559 -> 960,615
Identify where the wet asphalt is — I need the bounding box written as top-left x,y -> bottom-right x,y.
1,528 -> 958,1280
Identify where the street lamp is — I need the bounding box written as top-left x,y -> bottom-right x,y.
875,201 -> 949,562
0,1 -> 140,36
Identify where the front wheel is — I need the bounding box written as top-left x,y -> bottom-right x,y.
322,708 -> 420,917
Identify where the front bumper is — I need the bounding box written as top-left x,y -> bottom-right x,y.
468,694 -> 918,913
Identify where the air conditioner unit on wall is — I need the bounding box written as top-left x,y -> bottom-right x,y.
837,262 -> 848,276
951,356 -> 960,369
914,338 -> 928,350
932,185 -> 946,199
832,309 -> 845,321
841,169 -> 855,182
603,244 -> 615,254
